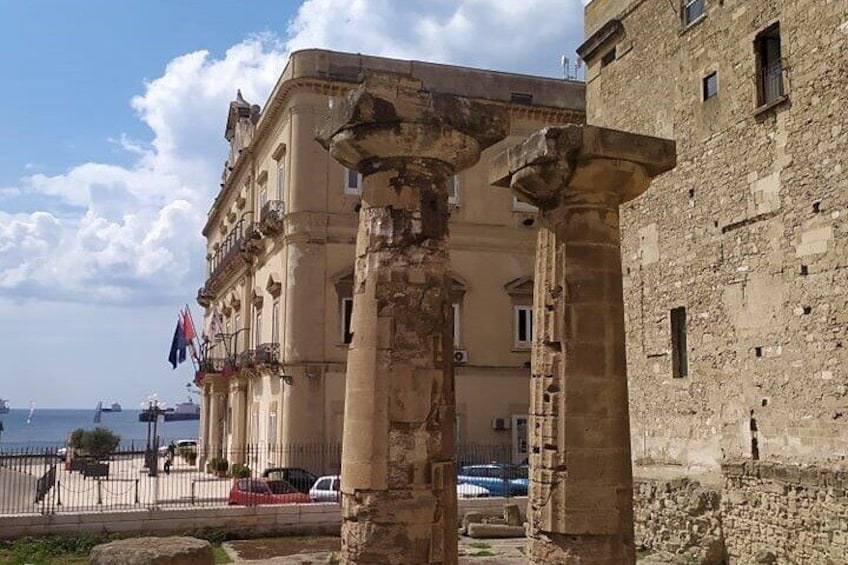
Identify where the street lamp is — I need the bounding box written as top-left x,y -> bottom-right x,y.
140,396 -> 168,477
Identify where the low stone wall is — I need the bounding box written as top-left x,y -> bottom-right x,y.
0,497 -> 527,541
722,460 -> 848,564
633,477 -> 725,564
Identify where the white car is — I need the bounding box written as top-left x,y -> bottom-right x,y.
309,475 -> 490,502
158,439 -> 198,455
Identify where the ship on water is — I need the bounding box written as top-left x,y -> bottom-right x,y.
138,398 -> 200,422
0,399 -> 9,414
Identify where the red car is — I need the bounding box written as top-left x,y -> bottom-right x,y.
227,478 -> 311,506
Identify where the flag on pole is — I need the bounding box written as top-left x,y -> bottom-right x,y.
168,320 -> 187,369
181,306 -> 200,363
181,307 -> 197,341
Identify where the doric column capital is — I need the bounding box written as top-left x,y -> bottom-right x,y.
489,125 -> 676,210
316,72 -> 509,176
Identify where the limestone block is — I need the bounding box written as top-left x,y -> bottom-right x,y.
467,523 -> 526,538
89,537 -> 213,565
504,502 -> 523,526
462,511 -> 485,534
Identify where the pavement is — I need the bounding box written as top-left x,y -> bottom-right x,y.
222,536 -> 679,564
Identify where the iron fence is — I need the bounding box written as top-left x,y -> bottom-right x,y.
0,442 -> 522,515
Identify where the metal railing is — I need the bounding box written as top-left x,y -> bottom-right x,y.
0,442 -> 523,515
760,61 -> 784,105
683,0 -> 704,26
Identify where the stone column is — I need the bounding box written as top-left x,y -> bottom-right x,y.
207,376 -> 226,460
229,377 -> 248,464
316,73 -> 507,565
490,126 -> 675,564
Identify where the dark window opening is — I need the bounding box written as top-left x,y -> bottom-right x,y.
510,92 -> 533,105
670,307 -> 688,378
755,346 -> 763,357
342,298 -> 354,344
683,0 -> 705,26
800,265 -> 808,276
755,23 -> 784,106
812,201 -> 821,213
750,411 -> 760,460
703,72 -> 718,100
802,306 -> 812,315
601,49 -> 616,68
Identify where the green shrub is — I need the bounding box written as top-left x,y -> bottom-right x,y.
230,463 -> 251,478
209,457 -> 229,473
66,428 -> 120,460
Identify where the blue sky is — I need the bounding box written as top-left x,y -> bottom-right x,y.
0,0 -> 585,409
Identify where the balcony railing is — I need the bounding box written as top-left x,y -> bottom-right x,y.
205,218 -> 260,288
259,200 -> 286,235
256,342 -> 280,365
759,61 -> 784,106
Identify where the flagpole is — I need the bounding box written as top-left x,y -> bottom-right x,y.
184,305 -> 202,374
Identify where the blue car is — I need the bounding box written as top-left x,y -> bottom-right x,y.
457,464 -> 528,497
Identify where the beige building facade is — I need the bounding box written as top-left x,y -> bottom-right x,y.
195,49 -> 585,472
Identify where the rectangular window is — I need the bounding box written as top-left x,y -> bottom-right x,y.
277,162 -> 285,200
258,184 -> 268,212
703,72 -> 718,100
342,297 -> 354,344
448,175 -> 459,205
267,410 -> 277,446
515,306 -> 533,347
234,314 -> 241,353
344,167 -> 362,195
253,310 -> 262,348
671,307 -> 688,378
452,302 -> 461,347
682,0 -> 705,26
600,49 -> 616,68
271,300 -> 280,344
755,23 -> 784,106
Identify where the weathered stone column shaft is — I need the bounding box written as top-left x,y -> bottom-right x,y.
316,72 -> 508,565
341,169 -> 456,565
489,125 -> 676,565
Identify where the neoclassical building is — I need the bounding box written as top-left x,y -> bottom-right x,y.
196,49 -> 585,472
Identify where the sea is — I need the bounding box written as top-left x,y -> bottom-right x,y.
0,408 -> 201,451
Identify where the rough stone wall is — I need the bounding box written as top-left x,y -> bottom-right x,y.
722,461 -> 848,563
584,0 -> 848,471
633,478 -> 725,564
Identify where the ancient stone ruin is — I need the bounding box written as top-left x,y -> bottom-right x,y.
316,72 -> 508,564
490,125 -> 675,564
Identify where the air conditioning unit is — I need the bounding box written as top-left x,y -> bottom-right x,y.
491,417 -> 510,431
453,349 -> 468,365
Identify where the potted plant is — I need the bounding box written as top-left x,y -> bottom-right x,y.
179,446 -> 198,466
209,457 -> 229,478
231,463 -> 251,478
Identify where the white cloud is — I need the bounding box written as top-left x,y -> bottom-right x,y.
0,2 -> 584,306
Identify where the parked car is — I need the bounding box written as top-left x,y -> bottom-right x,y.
309,475 -> 341,502
227,478 -> 311,506
308,475 -> 491,502
158,439 -> 198,455
456,482 -> 491,498
456,464 -> 528,497
261,467 -> 318,494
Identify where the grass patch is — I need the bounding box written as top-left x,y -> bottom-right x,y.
212,544 -> 232,564
0,534 -> 233,565
468,541 -> 492,549
470,549 -> 497,557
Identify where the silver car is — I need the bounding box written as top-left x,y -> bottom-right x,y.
309,475 -> 490,502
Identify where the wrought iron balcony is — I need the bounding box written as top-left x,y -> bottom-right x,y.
259,200 -> 286,235
205,217 -> 260,291
256,342 -> 281,366
199,357 -> 228,374
236,349 -> 257,369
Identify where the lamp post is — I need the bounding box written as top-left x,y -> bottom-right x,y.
141,396 -> 167,477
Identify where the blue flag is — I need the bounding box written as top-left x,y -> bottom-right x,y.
168,321 -> 187,369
